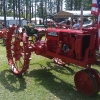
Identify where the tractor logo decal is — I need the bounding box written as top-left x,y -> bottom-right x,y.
48,31 -> 58,37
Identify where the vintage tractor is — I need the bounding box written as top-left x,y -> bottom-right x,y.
24,24 -> 47,43
6,24 -> 100,96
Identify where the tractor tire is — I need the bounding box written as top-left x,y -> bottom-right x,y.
6,25 -> 31,75
32,34 -> 38,43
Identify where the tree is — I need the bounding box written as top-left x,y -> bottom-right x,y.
29,0 -> 32,22
0,0 -> 3,15
13,0 -> 15,19
65,0 -> 91,10
26,0 -> 29,20
18,0 -> 21,24
0,0 -> 92,23
37,5 -> 45,18
57,0 -> 60,12
40,0 -> 43,18
3,0 -> 6,26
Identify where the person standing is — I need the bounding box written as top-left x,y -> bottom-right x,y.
73,19 -> 81,30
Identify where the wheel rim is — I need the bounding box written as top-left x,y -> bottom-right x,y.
90,68 -> 100,92
6,26 -> 31,75
53,58 -> 65,66
32,35 -> 37,42
74,69 -> 97,96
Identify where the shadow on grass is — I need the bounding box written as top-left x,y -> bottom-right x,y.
26,67 -> 100,100
1,62 -> 100,100
30,61 -> 76,76
0,69 -> 26,92
46,61 -> 76,75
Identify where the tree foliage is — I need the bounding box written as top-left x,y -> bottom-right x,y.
65,0 -> 92,10
1,0 -> 92,22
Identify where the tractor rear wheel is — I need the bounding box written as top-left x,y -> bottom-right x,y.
6,26 -> 31,75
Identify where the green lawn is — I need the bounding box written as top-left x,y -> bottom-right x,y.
0,39 -> 100,100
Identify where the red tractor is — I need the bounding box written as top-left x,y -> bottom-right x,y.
6,24 -> 100,96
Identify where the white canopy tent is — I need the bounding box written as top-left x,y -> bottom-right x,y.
31,17 -> 42,21
31,17 -> 43,24
66,11 -> 93,17
0,16 -> 24,20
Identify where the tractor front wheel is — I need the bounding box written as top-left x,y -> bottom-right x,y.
74,69 -> 97,96
90,68 -> 100,93
6,26 -> 31,75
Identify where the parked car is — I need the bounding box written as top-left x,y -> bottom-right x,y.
82,20 -> 93,28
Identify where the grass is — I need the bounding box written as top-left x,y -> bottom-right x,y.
0,39 -> 100,100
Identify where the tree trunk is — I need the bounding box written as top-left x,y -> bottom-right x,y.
70,0 -> 73,10
29,0 -> 31,23
57,0 -> 60,13
18,0 -> 21,25
13,0 -> 15,19
35,0 -> 36,24
32,0 -> 33,18
15,0 -> 18,18
3,0 -> 6,27
26,0 -> 28,21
